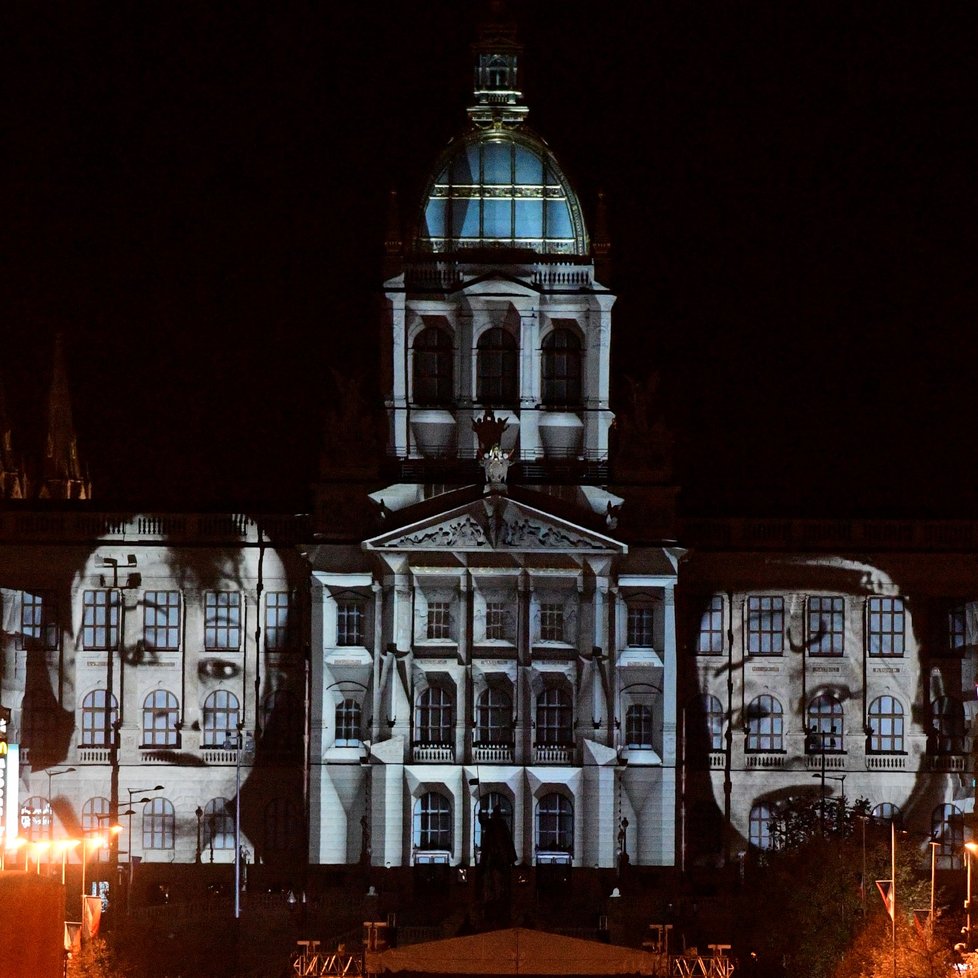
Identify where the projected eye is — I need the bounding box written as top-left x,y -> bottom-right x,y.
198,659 -> 239,680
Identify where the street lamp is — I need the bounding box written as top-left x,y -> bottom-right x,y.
224,733 -> 254,919
45,768 -> 76,841
965,842 -> 978,949
125,786 -> 164,914
55,839 -> 80,885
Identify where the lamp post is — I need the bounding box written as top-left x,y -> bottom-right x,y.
225,733 -> 254,919
125,786 -> 163,915
195,806 -> 203,864
966,842 -> 978,949
45,768 -> 76,842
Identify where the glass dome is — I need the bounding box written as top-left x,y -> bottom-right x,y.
416,131 -> 588,257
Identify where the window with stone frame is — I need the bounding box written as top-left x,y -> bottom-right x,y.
337,600 -> 365,646
415,686 -> 453,744
745,596 -> 784,655
807,596 -> 845,656
143,591 -> 181,651
485,601 -> 509,641
535,687 -> 572,745
867,596 -> 905,656
414,792 -> 453,852
142,797 -> 175,850
476,688 -> 512,744
413,327 -> 454,406
426,601 -> 452,640
626,604 -> 654,648
539,602 -> 564,642
19,591 -> 60,651
625,703 -> 654,749
265,592 -> 293,651
142,689 -> 179,747
868,695 -> 904,753
81,689 -> 119,747
745,694 -> 784,752
335,698 -> 362,747
696,595 -> 724,655
82,589 -> 120,650
204,591 -> 241,651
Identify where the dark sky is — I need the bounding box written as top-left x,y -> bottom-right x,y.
4,2 -> 976,516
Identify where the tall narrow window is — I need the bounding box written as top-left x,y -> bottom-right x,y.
82,797 -> 112,861
535,687 -> 572,745
626,605 -> 654,647
808,596 -> 844,656
337,601 -> 364,646
20,796 -> 51,841
142,689 -> 179,747
416,687 -> 453,744
625,704 -> 654,749
81,690 -> 119,747
687,694 -> 724,753
477,328 -> 517,406
264,798 -> 299,852
868,696 -> 904,753
475,793 -> 513,855
413,327 -> 454,406
414,793 -> 453,855
745,694 -> 783,752
867,596 -> 905,656
539,603 -> 564,642
932,696 -> 966,754
947,604 -> 971,654
335,699 -> 362,747
143,591 -> 180,651
203,798 -> 234,851
746,596 -> 784,655
426,602 -> 452,640
20,591 -> 59,651
485,601 -> 508,641
83,590 -> 120,650
806,693 -> 844,752
142,797 -> 175,850
476,688 -> 512,744
265,592 -> 292,651
749,803 -> 774,850
201,690 -> 240,748
205,592 -> 241,651
933,804 -> 964,868
696,596 -> 724,655
536,794 -> 573,860
542,329 -> 581,406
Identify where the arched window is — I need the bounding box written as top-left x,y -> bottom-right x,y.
413,792 -> 452,854
868,696 -> 904,753
81,690 -> 119,747
413,328 -> 453,406
142,797 -> 175,850
476,689 -> 512,745
625,704 -> 654,749
932,696 -> 966,754
20,795 -> 50,841
536,793 -> 573,861
261,689 -> 302,754
535,688 -> 572,745
687,694 -> 724,753
474,792 -> 513,855
416,687 -> 453,744
264,798 -> 299,852
203,798 -> 234,851
477,328 -> 517,406
806,693 -> 844,752
201,690 -> 240,748
542,329 -> 581,406
749,803 -> 774,850
142,689 -> 179,747
933,803 -> 964,868
745,695 -> 783,752
335,699 -> 362,747
872,802 -> 901,826
82,797 -> 112,861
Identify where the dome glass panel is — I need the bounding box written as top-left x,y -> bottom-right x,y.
419,133 -> 586,256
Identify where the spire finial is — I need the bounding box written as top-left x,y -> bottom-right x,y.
40,332 -> 92,500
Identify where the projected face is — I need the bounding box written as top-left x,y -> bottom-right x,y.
681,551 -> 972,866
1,523 -> 306,876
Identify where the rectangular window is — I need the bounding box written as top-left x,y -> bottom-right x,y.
746,596 -> 784,655
19,591 -> 60,651
205,591 -> 241,650
808,596 -> 845,656
485,602 -> 507,640
540,603 -> 564,642
696,595 -> 724,654
265,592 -> 292,652
426,602 -> 452,640
143,591 -> 180,651
82,589 -> 121,650
337,601 -> 365,646
867,596 -> 905,656
626,606 -> 654,647
948,604 -> 968,654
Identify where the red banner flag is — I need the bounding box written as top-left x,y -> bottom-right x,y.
876,880 -> 894,920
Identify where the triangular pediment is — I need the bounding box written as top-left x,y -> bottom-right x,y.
455,271 -> 541,296
363,494 -> 625,554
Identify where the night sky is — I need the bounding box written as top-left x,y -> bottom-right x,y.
4,2 -> 976,516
